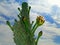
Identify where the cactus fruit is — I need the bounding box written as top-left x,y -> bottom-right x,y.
6,2 -> 45,45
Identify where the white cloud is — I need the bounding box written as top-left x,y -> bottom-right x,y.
30,11 -> 39,23
0,16 -> 6,22
38,39 -> 56,45
28,0 -> 51,13
48,0 -> 60,7
0,0 -> 21,24
0,0 -> 20,18
0,24 -> 15,45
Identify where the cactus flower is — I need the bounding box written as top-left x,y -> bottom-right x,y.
36,16 -> 45,26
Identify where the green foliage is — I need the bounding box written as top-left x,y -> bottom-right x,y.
6,2 -> 45,45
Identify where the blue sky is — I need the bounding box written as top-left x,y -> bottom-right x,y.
0,0 -> 60,45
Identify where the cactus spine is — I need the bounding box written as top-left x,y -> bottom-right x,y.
6,2 -> 45,45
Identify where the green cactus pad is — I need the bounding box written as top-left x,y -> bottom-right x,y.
6,2 -> 45,45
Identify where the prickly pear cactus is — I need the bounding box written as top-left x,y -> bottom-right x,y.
6,2 -> 45,45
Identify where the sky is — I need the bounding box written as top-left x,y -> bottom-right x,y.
0,0 -> 60,45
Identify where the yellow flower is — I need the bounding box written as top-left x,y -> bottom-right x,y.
36,16 -> 45,26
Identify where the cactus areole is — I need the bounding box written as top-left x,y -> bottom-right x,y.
6,2 -> 45,45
